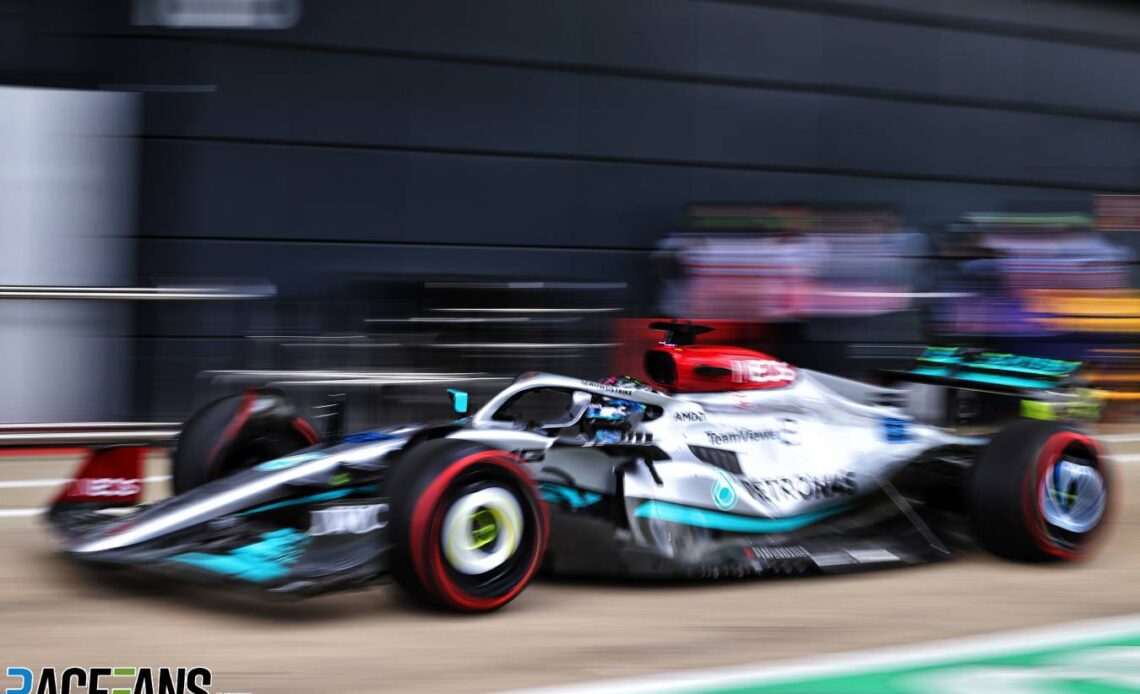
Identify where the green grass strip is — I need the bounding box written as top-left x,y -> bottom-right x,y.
701,631 -> 1140,693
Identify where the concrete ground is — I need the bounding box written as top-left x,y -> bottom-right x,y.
0,431 -> 1136,693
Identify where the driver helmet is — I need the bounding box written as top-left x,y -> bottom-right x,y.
583,376 -> 651,442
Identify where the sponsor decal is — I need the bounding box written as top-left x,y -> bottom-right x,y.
67,478 -> 141,497
730,359 -> 795,384
881,416 -> 911,443
3,666 -> 217,694
341,431 -> 394,443
674,410 -> 706,422
706,419 -> 799,447
707,429 -> 780,446
712,470 -> 739,511
579,380 -> 635,397
308,504 -> 387,536
743,471 -> 857,502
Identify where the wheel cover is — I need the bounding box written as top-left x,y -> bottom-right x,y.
1040,457 -> 1106,534
441,486 -> 524,576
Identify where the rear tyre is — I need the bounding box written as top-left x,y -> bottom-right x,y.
387,439 -> 547,612
969,420 -> 1110,562
172,389 -> 321,494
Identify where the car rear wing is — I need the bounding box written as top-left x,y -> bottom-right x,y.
882,346 -> 1082,394
880,347 -> 1099,425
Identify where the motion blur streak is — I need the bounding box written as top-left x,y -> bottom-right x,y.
651,202 -> 1140,411
3,1 -> 1140,692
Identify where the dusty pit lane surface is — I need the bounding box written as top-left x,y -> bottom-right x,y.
0,432 -> 1137,694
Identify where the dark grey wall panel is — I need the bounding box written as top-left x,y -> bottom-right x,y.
0,3 -> 31,74
128,43 -> 1140,191
815,0 -> 1140,44
142,139 -> 1097,248
98,0 -> 1140,117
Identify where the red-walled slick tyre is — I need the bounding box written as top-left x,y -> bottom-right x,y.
969,419 -> 1110,562
387,439 -> 548,612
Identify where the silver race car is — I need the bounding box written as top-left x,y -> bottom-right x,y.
47,323 -> 1111,612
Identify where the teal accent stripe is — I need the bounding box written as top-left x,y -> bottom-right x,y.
255,451 -> 324,471
171,528 -> 308,582
916,349 -> 1079,379
917,359 -> 1075,378
238,485 -> 378,516
634,500 -> 852,533
539,483 -> 602,508
173,485 -> 381,583
911,367 -> 1058,390
966,361 -> 1076,377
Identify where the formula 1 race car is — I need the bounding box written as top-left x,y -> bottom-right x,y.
47,323 -> 1111,612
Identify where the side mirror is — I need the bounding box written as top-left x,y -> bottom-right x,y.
447,388 -> 469,415
543,390 -> 592,430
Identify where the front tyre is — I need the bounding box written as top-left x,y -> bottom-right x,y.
173,389 -> 321,494
969,420 -> 1110,562
387,439 -> 547,612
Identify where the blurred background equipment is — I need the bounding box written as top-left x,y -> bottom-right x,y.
0,1 -> 1139,421
661,205 -> 926,320
932,211 -> 1132,338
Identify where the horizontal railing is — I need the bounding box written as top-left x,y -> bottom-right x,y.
0,285 -> 274,301
0,421 -> 178,448
0,422 -> 178,432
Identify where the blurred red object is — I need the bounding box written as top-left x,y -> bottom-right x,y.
610,318 -> 771,383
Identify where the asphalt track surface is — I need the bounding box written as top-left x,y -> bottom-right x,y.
0,431 -> 1137,694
